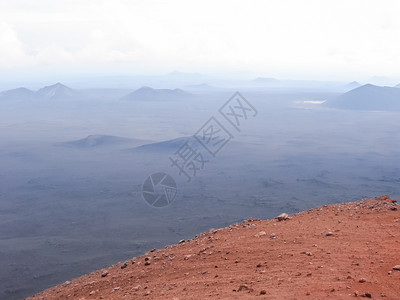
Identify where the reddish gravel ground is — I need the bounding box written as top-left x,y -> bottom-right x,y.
28,195 -> 400,299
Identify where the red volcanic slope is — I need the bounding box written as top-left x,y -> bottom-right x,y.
29,195 -> 400,299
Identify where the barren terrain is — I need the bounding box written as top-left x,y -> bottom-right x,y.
28,195 -> 400,299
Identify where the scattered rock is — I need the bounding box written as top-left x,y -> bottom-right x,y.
260,290 -> 267,295
361,292 -> 372,298
134,285 -> 141,291
270,233 -> 276,239
359,278 -> 366,283
326,232 -> 334,236
255,231 -> 267,237
101,271 -> 109,278
392,265 -> 400,271
237,284 -> 250,292
275,213 -> 289,221
121,263 -> 127,269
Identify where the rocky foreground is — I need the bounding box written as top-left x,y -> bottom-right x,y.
29,195 -> 400,299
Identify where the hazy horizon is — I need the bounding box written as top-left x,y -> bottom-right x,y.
2,0 -> 400,85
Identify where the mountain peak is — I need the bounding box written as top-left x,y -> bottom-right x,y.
324,84 -> 400,111
36,83 -> 75,99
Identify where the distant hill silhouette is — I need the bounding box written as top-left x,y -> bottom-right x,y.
59,135 -> 147,148
36,83 -> 76,100
131,137 -> 190,152
0,83 -> 76,101
344,81 -> 361,90
0,87 -> 36,101
121,86 -> 192,101
252,77 -> 279,84
324,84 -> 400,111
130,136 -> 241,153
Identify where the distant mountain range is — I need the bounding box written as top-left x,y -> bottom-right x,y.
252,77 -> 279,84
0,83 -> 194,102
0,83 -> 76,101
324,84 -> 400,111
183,83 -> 220,92
248,77 -> 363,91
121,86 -> 192,101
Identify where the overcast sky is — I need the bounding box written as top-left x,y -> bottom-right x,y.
1,0 -> 400,83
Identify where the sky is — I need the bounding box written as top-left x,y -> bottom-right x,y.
1,0 -> 400,84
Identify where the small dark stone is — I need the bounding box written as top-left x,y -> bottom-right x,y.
101,271 -> 109,278
237,284 -> 249,292
121,263 -> 127,269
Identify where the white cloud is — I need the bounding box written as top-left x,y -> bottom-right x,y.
0,22 -> 30,67
0,0 -> 400,80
